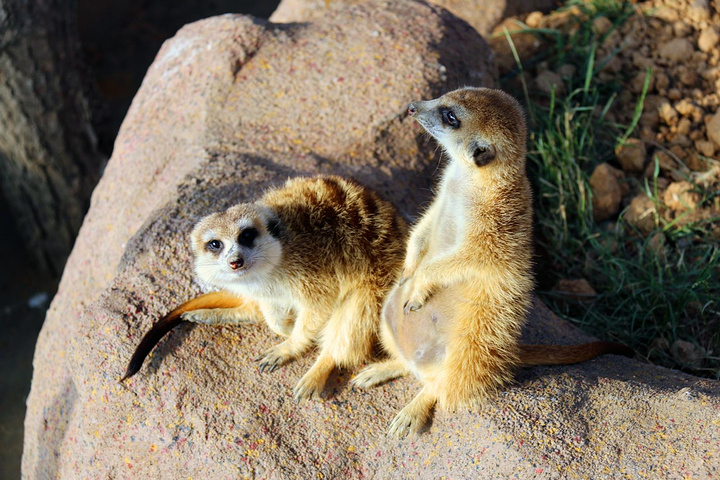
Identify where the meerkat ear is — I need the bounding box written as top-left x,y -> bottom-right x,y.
472,143 -> 496,167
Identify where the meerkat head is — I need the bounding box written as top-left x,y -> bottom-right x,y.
408,87 -> 527,171
190,204 -> 283,289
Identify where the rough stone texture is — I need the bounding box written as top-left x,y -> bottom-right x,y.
589,163 -> 624,222
270,0 -> 558,37
23,2 -> 720,478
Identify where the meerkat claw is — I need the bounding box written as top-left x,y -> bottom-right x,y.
257,354 -> 283,373
388,410 -> 417,439
293,379 -> 323,402
403,299 -> 423,316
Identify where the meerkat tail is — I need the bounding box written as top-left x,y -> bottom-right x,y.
518,341 -> 634,366
122,291 -> 245,381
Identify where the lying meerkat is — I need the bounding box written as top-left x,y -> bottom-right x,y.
351,87 -> 632,437
123,175 -> 407,401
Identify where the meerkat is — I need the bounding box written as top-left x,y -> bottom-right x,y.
123,175 -> 407,402
351,87 -> 632,437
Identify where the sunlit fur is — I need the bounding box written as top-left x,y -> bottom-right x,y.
353,87 -> 534,436
187,176 -> 407,401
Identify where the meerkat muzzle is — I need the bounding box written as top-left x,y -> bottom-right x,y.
229,258 -> 245,270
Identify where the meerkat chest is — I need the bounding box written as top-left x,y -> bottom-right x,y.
427,166 -> 473,257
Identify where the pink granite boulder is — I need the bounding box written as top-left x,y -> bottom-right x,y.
271,0 -> 559,37
23,1 -> 720,478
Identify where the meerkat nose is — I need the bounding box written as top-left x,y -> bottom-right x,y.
229,258 -> 245,270
408,103 -> 417,115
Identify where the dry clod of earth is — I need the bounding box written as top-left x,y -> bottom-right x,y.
671,339 -> 707,367
658,38 -> 695,62
707,110 -> 720,146
22,1 -> 720,478
663,180 -> 702,211
590,162 -> 625,221
551,278 -> 597,302
616,138 -> 647,172
534,69 -> 565,95
698,25 -> 720,51
623,193 -> 658,234
270,0 -> 557,37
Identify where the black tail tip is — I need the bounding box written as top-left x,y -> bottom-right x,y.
121,361 -> 142,382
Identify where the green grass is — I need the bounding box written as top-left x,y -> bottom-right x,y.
499,0 -> 720,378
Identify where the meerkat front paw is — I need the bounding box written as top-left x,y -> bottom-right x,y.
402,280 -> 439,315
398,263 -> 418,287
403,299 -> 424,315
255,346 -> 293,373
403,289 -> 430,315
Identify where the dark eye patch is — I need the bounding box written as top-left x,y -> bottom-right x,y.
440,108 -> 460,128
206,240 -> 223,252
239,227 -> 258,247
266,217 -> 282,238
473,144 -> 496,167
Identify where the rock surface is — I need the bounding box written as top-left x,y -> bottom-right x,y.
270,0 -> 557,36
23,1 -> 720,478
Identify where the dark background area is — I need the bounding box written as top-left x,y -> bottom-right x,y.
0,1 -> 279,477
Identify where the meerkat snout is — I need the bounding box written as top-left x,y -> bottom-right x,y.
408,103 -> 417,115
229,257 -> 245,270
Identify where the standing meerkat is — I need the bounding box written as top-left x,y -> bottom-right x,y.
123,175 -> 407,402
351,87 -> 632,437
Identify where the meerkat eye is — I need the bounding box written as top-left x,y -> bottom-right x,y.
206,240 -> 223,252
441,109 -> 460,128
239,227 -> 258,247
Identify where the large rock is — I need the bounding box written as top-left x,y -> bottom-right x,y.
22,1 -> 494,477
270,0 -> 558,37
24,1 -> 720,478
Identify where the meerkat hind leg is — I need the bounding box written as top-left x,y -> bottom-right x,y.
388,386 -> 436,438
351,359 -> 410,389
